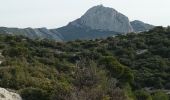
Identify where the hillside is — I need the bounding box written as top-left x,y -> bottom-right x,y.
0,26 -> 170,100
131,20 -> 155,32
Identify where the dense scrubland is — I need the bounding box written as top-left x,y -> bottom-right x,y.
0,26 -> 170,100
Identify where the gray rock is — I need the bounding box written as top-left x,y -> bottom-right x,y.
70,5 -> 133,33
0,87 -> 22,100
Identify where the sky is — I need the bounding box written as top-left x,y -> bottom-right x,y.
0,0 -> 170,28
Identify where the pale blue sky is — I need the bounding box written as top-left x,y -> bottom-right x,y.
0,0 -> 169,28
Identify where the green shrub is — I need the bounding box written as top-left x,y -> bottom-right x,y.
135,90 -> 152,100
20,88 -> 49,100
152,91 -> 169,100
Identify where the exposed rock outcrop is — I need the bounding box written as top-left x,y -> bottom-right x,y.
70,5 -> 134,33
0,88 -> 22,100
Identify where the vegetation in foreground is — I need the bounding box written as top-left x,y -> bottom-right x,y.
0,26 -> 170,100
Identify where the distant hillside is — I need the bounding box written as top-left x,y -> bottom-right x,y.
52,24 -> 120,41
0,27 -> 62,41
131,20 -> 155,32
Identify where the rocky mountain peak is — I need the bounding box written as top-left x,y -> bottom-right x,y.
70,5 -> 134,33
83,5 -> 117,15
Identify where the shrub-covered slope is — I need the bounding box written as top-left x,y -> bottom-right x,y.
0,26 -> 170,100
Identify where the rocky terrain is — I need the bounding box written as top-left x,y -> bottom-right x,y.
0,88 -> 22,100
70,5 -> 133,33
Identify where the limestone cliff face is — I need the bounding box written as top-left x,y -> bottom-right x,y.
70,5 -> 134,33
0,88 -> 22,100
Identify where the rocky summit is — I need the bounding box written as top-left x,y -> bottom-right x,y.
70,5 -> 134,33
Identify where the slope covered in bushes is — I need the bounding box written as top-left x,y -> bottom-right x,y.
0,26 -> 170,100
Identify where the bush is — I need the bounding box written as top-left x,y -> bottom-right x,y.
152,91 -> 169,100
135,90 -> 152,100
20,88 -> 49,100
99,56 -> 134,83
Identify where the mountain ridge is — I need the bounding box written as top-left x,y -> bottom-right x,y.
0,5 -> 154,41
